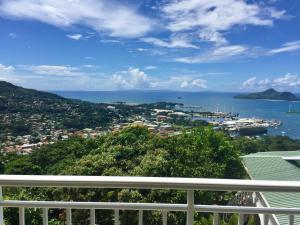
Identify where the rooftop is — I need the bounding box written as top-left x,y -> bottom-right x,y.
242,150 -> 300,225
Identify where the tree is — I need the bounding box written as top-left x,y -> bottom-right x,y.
4,126 -> 246,225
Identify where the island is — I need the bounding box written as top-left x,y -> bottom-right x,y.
234,88 -> 300,101
0,81 -> 284,153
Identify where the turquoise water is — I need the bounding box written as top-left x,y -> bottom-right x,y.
53,91 -> 300,139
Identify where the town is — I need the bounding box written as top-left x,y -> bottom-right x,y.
1,100 -> 283,154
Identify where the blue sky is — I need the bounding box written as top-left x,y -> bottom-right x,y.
0,0 -> 300,92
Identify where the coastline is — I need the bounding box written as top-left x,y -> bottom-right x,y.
53,90 -> 300,139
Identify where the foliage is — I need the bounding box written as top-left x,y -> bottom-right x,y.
2,126 -> 246,225
234,135 -> 300,154
0,81 -> 147,140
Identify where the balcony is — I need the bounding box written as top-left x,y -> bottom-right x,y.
0,175 -> 300,225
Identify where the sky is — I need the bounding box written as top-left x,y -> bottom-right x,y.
0,0 -> 300,92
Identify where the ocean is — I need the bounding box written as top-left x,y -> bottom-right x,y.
53,90 -> 300,139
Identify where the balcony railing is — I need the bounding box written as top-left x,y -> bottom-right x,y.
1,175 -> 300,225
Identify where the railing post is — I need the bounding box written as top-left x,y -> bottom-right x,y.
238,214 -> 244,225
19,207 -> 25,225
66,208 -> 72,225
213,213 -> 219,225
0,186 -> 3,225
138,210 -> 143,225
263,214 -> 269,225
90,209 -> 96,225
114,209 -> 120,225
42,208 -> 48,225
289,215 -> 294,225
162,211 -> 167,225
186,190 -> 194,225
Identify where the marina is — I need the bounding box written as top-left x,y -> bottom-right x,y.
218,118 -> 282,132
176,104 -> 282,132
54,91 -> 300,139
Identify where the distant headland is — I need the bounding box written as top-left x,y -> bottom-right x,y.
234,88 -> 300,101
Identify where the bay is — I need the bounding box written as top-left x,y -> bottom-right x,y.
53,90 -> 300,139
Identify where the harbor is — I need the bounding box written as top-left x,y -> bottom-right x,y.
54,91 -> 300,139
176,104 -> 283,135
218,118 -> 282,132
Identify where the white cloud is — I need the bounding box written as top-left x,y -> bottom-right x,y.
111,67 -> 207,90
176,45 -> 247,63
242,77 -> 257,88
111,67 -> 150,89
161,0 -> 284,46
0,64 -> 15,73
265,7 -> 286,19
82,64 -> 99,69
272,73 -> 300,87
198,29 -> 228,46
268,41 -> 300,55
99,39 -> 121,43
161,0 -> 284,32
23,65 -> 79,76
0,0 -> 153,38
190,79 -> 207,89
242,74 -> 300,90
144,66 -> 157,70
175,40 -> 300,64
152,76 -> 207,90
136,48 -> 149,52
66,34 -> 82,40
0,64 -> 21,84
0,76 -> 21,84
1,64 -> 209,91
141,34 -> 198,49
258,79 -> 271,88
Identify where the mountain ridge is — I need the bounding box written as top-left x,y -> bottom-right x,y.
0,81 -> 64,100
234,88 -> 300,101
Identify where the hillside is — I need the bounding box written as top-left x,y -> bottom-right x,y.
0,81 -> 120,142
0,81 -> 185,151
234,88 -> 300,101
0,81 -> 62,99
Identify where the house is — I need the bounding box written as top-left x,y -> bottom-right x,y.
242,151 -> 300,225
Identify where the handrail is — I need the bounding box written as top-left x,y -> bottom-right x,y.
2,201 -> 300,214
1,175 -> 300,225
1,175 -> 300,192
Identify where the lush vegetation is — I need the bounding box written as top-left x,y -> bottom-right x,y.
0,81 -> 113,137
0,81 -> 156,142
234,135 -> 300,154
2,81 -> 300,224
1,126 -> 246,225
1,126 -> 300,224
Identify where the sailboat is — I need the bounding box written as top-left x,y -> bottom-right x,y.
286,104 -> 300,114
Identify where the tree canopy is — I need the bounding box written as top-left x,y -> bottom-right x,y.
2,126 -> 246,225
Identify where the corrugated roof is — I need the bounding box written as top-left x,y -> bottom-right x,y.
242,151 -> 300,225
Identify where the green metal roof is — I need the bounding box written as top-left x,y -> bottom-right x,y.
242,151 -> 300,225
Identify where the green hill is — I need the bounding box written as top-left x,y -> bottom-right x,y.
0,81 -> 62,99
235,88 -> 300,101
0,81 -> 116,139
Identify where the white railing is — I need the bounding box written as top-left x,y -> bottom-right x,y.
0,175 -> 300,225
